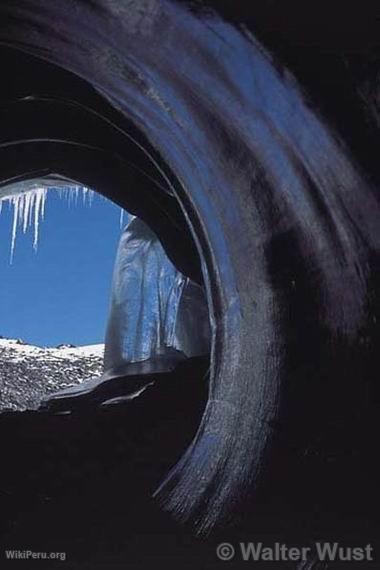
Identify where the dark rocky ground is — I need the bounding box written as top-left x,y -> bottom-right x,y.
0,339 -> 103,412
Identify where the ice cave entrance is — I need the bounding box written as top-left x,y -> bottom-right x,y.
0,181 -> 210,412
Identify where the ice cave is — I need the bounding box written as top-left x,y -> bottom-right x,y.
0,0 -> 378,553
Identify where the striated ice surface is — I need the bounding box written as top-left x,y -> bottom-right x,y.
103,216 -> 210,378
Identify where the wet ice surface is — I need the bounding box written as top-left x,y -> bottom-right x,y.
104,217 -> 210,378
0,338 -> 104,412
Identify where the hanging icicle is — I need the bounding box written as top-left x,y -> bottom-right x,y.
0,185 -> 96,263
0,185 -> 125,263
120,208 -> 124,229
6,187 -> 48,262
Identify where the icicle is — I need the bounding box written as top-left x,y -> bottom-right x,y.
23,191 -> 31,233
27,191 -> 34,229
1,185 -> 99,262
33,188 -> 47,250
120,208 -> 124,229
81,187 -> 94,206
10,194 -> 20,263
41,189 -> 47,219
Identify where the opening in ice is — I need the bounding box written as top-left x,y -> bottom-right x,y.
0,179 -> 210,412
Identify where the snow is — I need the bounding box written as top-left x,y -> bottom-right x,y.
0,337 -> 104,412
0,337 -> 104,363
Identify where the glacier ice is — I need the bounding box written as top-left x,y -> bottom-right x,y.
103,216 -> 210,378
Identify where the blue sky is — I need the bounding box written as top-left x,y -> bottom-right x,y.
0,190 -> 125,347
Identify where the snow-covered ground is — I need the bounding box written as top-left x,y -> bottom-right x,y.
0,338 -> 104,412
